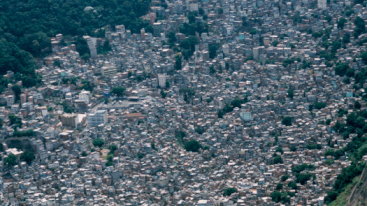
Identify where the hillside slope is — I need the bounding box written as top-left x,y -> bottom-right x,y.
347,166 -> 367,206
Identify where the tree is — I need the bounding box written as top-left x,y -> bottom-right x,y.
108,144 -> 118,154
306,143 -> 322,150
174,55 -> 182,70
281,117 -> 292,126
223,188 -> 237,196
180,36 -> 199,59
175,130 -> 186,139
93,138 -> 105,147
343,33 -> 351,45
292,164 -> 316,174
184,140 -> 202,152
97,40 -> 112,55
209,65 -> 216,74
287,88 -> 294,99
0,40 -> 37,76
75,37 -> 91,60
160,90 -> 167,98
217,110 -> 225,118
276,183 -> 283,190
80,80 -> 95,92
354,16 -> 366,38
281,175 -> 289,182
8,114 -> 22,128
290,145 -> 297,152
0,0 -> 151,89
167,32 -> 177,47
337,18 -> 347,29
179,87 -> 195,103
19,32 -> 51,57
272,155 -> 283,164
282,58 -> 295,67
354,0 -> 365,4
13,130 -> 36,137
106,154 -> 114,166
111,87 -> 126,97
276,147 -> 284,154
20,150 -> 35,164
288,181 -> 298,190
325,191 -> 339,204
11,85 -> 21,102
271,191 -> 282,202
4,154 -> 17,167
271,191 -> 290,204
313,102 -> 327,110
195,126 -> 205,134
62,101 -> 74,114
295,173 -> 314,185
208,43 -> 219,59
230,98 -> 245,108
361,52 -> 367,64
335,63 -> 349,76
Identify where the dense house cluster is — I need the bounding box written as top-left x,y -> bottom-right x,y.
0,0 -> 367,205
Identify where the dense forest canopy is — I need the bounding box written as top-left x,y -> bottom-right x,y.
0,0 -> 151,88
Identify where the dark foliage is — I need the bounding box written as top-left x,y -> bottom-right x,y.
111,87 -> 126,97
9,114 -> 22,128
209,43 -> 220,59
93,138 -> 105,148
271,191 -> 290,204
4,154 -> 17,167
13,130 -> 36,137
20,149 -> 35,164
223,188 -> 237,196
184,140 -> 202,152
281,117 -> 292,126
0,0 -> 151,86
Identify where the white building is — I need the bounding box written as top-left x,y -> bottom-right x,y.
197,200 -> 213,206
318,0 -> 327,9
83,35 -> 97,58
87,110 -> 107,127
101,62 -> 118,77
158,74 -> 167,88
79,90 -> 90,104
6,95 -> 15,107
240,110 -> 253,121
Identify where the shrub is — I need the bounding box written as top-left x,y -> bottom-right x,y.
281,117 -> 292,126
288,181 -> 298,190
223,187 -> 237,196
93,138 -> 105,147
184,140 -> 202,152
295,173 -> 314,185
13,130 -> 36,137
20,150 -> 35,164
272,155 -> 283,164
271,191 -> 290,204
4,154 -> 17,167
292,164 -> 316,174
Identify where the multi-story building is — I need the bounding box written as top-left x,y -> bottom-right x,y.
87,110 -> 107,127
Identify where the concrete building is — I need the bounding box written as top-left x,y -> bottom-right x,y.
101,62 -> 118,77
158,74 -> 167,88
87,110 -> 107,127
240,110 -> 253,121
78,90 -> 90,104
318,0 -> 327,9
60,113 -> 78,128
83,36 -> 97,58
